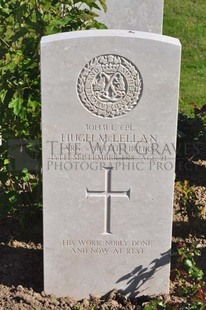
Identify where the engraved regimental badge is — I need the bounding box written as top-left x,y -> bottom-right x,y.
77,54 -> 143,118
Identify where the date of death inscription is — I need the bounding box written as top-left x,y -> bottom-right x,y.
62,239 -> 152,255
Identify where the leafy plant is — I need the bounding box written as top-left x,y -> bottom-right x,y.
175,181 -> 205,226
177,243 -> 204,282
0,0 -> 107,224
142,242 -> 206,309
143,300 -> 166,310
177,302 -> 206,310
174,243 -> 205,303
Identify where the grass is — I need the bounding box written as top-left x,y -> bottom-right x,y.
163,0 -> 206,116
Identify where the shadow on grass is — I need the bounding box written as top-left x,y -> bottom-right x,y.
176,158 -> 206,187
0,244 -> 43,292
0,214 -> 43,244
0,215 -> 43,291
173,220 -> 206,240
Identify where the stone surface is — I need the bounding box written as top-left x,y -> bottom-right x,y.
96,0 -> 164,33
41,30 -> 181,299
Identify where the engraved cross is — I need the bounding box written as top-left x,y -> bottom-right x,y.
86,167 -> 131,235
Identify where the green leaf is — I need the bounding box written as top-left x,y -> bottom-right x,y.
22,168 -> 31,182
4,159 -> 10,165
8,193 -> 18,204
8,98 -> 24,116
88,20 -> 107,29
28,99 -> 39,112
99,0 -> 107,12
184,258 -> 193,268
80,0 -> 101,10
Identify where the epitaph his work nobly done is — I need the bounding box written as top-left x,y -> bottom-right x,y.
96,0 -> 164,33
41,30 -> 181,299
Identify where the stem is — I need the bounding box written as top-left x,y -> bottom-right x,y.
0,37 -> 10,48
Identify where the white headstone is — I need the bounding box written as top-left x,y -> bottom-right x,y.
97,0 -> 164,33
41,30 -> 181,299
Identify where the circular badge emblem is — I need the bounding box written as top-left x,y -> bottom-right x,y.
77,54 -> 143,118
